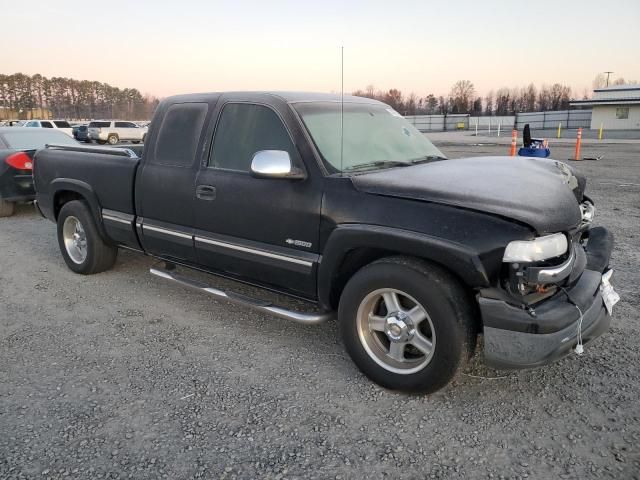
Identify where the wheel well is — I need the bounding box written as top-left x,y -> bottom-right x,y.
328,247 -> 396,309
329,248 -> 481,328
53,190 -> 84,219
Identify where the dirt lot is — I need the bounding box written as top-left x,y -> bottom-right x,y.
1,133 -> 639,479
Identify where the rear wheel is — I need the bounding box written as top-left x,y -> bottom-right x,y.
0,199 -> 15,217
107,134 -> 118,145
339,257 -> 476,393
57,200 -> 117,274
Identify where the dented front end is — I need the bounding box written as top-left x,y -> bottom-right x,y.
478,197 -> 615,369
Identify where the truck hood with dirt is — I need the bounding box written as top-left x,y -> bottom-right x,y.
351,156 -> 587,234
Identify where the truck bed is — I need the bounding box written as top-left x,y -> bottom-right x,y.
34,144 -> 141,226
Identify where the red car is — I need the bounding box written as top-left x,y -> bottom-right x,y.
0,127 -> 77,217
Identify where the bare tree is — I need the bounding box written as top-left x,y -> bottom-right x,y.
484,90 -> 494,116
471,97 -> 483,115
592,74 -> 607,89
494,88 -> 510,115
384,89 -> 405,112
522,84 -> 537,112
424,94 -> 438,114
405,92 -> 418,115
449,80 -> 475,113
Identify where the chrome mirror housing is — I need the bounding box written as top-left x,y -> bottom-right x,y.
250,150 -> 304,179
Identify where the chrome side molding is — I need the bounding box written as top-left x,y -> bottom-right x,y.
150,266 -> 332,325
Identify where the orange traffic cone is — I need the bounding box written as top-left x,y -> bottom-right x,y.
509,129 -> 517,156
573,128 -> 582,160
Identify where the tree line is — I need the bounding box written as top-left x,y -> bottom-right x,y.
0,73 -> 160,120
352,75 -> 638,116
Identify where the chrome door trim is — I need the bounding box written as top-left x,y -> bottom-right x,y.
195,235 -> 313,267
144,224 -> 193,240
102,213 -> 132,225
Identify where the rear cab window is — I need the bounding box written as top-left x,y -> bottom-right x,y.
151,102 -> 209,166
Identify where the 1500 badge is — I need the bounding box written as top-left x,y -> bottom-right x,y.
286,238 -> 312,248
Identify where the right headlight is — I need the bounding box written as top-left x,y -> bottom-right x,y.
503,233 -> 568,263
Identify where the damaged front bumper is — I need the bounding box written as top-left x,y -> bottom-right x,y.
480,226 -> 614,369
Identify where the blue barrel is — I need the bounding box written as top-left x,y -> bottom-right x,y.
518,147 -> 551,158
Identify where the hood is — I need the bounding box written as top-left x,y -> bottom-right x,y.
351,156 -> 585,234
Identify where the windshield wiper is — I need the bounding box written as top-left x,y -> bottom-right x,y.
344,160 -> 410,172
409,155 -> 447,164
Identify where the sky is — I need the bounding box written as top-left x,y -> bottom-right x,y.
3,0 -> 639,99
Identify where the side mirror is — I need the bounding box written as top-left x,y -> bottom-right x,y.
250,150 -> 305,179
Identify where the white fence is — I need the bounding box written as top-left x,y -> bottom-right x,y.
405,114 -> 469,132
469,116 -> 515,128
406,110 -> 592,132
514,110 -> 592,130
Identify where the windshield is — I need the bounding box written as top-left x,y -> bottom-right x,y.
0,129 -> 78,150
294,102 -> 446,173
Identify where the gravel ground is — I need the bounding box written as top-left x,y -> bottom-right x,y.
1,134 -> 639,479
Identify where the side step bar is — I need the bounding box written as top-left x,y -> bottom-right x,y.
150,266 -> 333,325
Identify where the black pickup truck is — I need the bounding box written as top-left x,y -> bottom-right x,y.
33,92 -> 619,393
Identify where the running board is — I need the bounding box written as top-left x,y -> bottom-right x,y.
150,267 -> 333,325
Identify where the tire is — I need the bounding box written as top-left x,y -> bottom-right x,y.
339,256 -> 476,393
97,140 -> 107,145
57,200 -> 117,274
0,199 -> 15,217
107,134 -> 118,145
132,140 -> 140,144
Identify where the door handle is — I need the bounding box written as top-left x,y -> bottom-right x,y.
196,185 -> 216,200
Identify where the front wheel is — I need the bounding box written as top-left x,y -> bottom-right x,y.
339,257 -> 476,393
107,134 -> 118,145
57,200 -> 117,274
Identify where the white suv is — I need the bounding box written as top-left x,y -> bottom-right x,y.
24,120 -> 73,137
88,121 -> 148,145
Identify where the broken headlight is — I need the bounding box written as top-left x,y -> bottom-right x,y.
580,200 -> 595,226
503,233 -> 568,263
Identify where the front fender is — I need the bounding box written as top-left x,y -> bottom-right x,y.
317,224 -> 490,310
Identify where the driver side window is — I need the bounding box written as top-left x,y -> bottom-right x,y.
209,103 -> 297,172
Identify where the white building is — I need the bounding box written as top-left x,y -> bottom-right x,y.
571,85 -> 640,130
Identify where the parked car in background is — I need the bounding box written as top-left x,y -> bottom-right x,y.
0,120 -> 26,127
0,127 -> 77,217
24,119 -> 73,137
87,120 -> 147,145
72,124 -> 90,142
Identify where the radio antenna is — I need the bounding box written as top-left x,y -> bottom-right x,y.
340,46 -> 344,174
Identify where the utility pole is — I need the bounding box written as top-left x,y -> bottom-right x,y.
604,71 -> 614,87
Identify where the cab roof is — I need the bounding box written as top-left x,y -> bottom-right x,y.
163,91 -> 385,105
